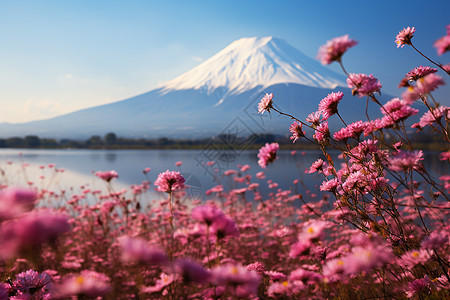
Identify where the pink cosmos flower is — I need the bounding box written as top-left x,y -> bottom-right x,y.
333,120 -> 365,141
289,121 -> 305,143
434,24 -> 450,55
314,121 -> 329,142
171,258 -> 211,283
306,111 -> 322,126
0,188 -> 36,220
406,275 -> 432,298
416,73 -> 445,94
0,210 -> 70,259
395,26 -> 415,48
347,73 -> 382,97
299,220 -> 328,242
154,170 -> 185,193
211,264 -> 261,298
246,262 -> 267,273
95,170 -> 118,182
191,204 -> 225,226
320,178 -> 339,192
318,91 -> 344,120
118,236 -> 168,265
141,273 -> 175,294
381,98 -> 418,121
401,86 -> 421,104
406,66 -> 438,81
418,106 -> 449,128
317,35 -> 358,65
267,280 -> 304,298
387,150 -> 424,172
211,215 -> 240,239
56,270 -> 111,298
258,93 -> 274,114
13,269 -> 52,298
399,249 -> 431,269
257,142 -> 279,168
308,159 -> 324,174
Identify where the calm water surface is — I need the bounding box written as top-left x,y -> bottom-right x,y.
0,149 -> 447,201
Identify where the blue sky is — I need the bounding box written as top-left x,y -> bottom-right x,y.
0,0 -> 448,123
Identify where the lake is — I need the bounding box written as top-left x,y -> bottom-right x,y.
0,148 -> 447,203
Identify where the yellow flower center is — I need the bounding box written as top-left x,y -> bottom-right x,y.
307,227 -> 314,234
282,281 -> 289,286
412,251 -> 419,258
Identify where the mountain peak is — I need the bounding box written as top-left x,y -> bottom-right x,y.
160,36 -> 347,95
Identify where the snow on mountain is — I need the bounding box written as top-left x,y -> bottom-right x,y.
160,36 -> 347,96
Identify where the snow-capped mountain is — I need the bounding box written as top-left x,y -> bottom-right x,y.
161,36 -> 347,96
0,37 -> 389,139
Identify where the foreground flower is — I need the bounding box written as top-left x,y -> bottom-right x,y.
257,143 -> 279,168
95,170 -> 118,182
56,270 -> 111,298
318,91 -> 344,120
347,73 -> 382,97
416,73 -> 445,94
317,35 -> 358,65
211,264 -> 261,298
289,121 -> 305,143
434,24 -> 450,55
406,66 -> 437,81
396,26 -> 415,48
154,170 -> 186,193
258,93 -> 273,114
14,269 -> 52,299
171,258 -> 211,283
0,210 -> 70,259
118,236 -> 168,265
191,204 -> 225,226
0,187 -> 36,220
387,150 -> 424,172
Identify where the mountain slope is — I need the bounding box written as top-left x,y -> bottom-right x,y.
0,37 -> 392,139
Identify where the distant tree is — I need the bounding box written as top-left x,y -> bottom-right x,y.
86,135 -> 103,147
6,137 -> 24,148
24,135 -> 41,148
41,138 -> 59,148
104,132 -> 117,146
0,139 -> 6,148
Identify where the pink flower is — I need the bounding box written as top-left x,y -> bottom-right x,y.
257,142 -> 279,168
118,236 -> 168,265
395,26 -> 415,48
399,249 -> 431,269
381,98 -> 418,122
314,121 -> 329,142
333,121 -> 365,141
434,24 -> 450,55
308,159 -> 324,174
211,264 -> 260,298
13,269 -> 52,298
0,210 -> 70,259
191,204 -> 225,226
407,275 -> 432,298
141,273 -> 175,294
56,270 -> 111,298
0,188 -> 36,220
154,170 -> 185,193
211,215 -> 240,239
171,258 -> 211,283
306,111 -> 322,126
258,93 -> 273,114
318,91 -> 344,120
406,66 -> 438,81
320,178 -> 339,192
298,220 -> 328,242
347,73 -> 382,97
95,170 -> 118,182
246,262 -> 267,273
418,106 -> 448,128
317,35 -> 358,65
289,121 -> 305,143
175,161 -> 183,167
416,73 -> 445,94
387,150 -> 424,172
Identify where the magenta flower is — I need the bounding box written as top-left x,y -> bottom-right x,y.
141,273 -> 175,294
418,106 -> 449,128
211,264 -> 261,298
257,142 -> 279,168
13,269 -> 52,298
258,93 -> 274,114
406,275 -> 432,298
0,210 -> 70,259
318,91 -> 344,120
395,26 -> 415,48
246,262 -> 267,273
406,66 -> 438,81
154,170 -> 185,193
95,170 -> 118,182
314,121 -> 329,142
171,258 -> 211,283
333,121 -> 365,141
347,73 -> 382,97
416,73 -> 445,94
306,111 -> 322,126
191,204 -> 225,226
317,35 -> 358,65
380,98 -> 418,122
308,159 -> 324,174
434,24 -> 450,55
289,121 -> 305,143
118,236 -> 168,265
387,150 -> 424,172
0,187 -> 36,220
211,215 -> 240,239
56,270 -> 111,298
